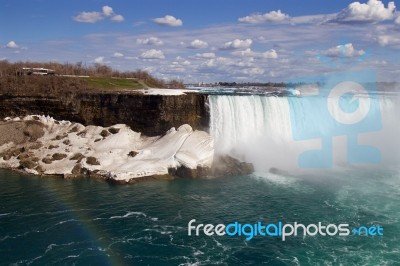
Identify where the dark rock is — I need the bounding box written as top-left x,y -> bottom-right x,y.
77,130 -> 86,137
29,142 -> 43,150
174,166 -> 210,178
86,156 -> 100,165
69,126 -> 79,133
19,159 -> 36,170
17,153 -> 30,160
71,163 -> 83,175
108,127 -> 120,134
100,129 -> 110,137
94,138 -> 101,142
128,151 -> 138,157
22,120 -> 45,141
54,134 -> 67,140
63,139 -> 71,145
70,153 -> 85,162
52,153 -> 67,160
210,155 -> 254,177
268,167 -> 289,176
48,145 -> 59,149
174,155 -> 254,178
42,157 -> 53,164
35,165 -> 44,174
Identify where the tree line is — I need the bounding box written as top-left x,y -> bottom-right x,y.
0,60 -> 184,91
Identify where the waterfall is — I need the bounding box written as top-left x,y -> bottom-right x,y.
209,94 -> 400,173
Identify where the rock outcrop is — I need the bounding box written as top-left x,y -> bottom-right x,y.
0,116 -> 217,183
0,91 -> 209,136
173,155 -> 254,178
0,116 -> 255,183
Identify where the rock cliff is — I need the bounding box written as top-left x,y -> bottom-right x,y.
0,91 -> 209,136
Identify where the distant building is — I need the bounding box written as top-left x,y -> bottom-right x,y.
20,67 -> 55,76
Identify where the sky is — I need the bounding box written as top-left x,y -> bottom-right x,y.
1,0 -> 400,82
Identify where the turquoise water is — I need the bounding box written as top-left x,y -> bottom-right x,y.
0,168 -> 399,265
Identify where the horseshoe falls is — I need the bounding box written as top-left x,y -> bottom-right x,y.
209,94 -> 400,173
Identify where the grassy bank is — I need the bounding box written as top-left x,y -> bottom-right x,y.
84,77 -> 146,90
0,60 -> 185,96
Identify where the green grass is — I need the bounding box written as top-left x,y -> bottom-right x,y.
83,77 -> 148,90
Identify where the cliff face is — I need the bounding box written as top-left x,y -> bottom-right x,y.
0,92 -> 209,136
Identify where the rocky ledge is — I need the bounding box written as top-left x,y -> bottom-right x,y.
0,91 -> 209,137
0,116 -> 253,183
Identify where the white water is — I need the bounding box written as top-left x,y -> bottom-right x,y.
209,94 -> 400,174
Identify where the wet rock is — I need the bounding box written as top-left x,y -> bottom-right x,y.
174,155 -> 254,178
209,155 -> 254,177
35,165 -> 44,174
71,163 -> 83,175
19,159 -> 37,170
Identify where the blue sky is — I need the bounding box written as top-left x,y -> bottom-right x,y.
1,0 -> 400,82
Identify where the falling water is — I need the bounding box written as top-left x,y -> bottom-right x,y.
209,94 -> 400,173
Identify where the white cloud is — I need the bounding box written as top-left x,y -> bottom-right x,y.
172,60 -> 191,66
137,37 -> 164,46
202,57 -> 234,68
6,41 -> 18,49
232,48 -> 278,59
243,67 -> 264,76
324,43 -> 365,57
195,53 -> 216,59
111,15 -> 124,22
377,35 -> 400,47
94,56 -> 106,64
232,48 -> 254,57
102,6 -> 114,17
73,5 -> 124,23
262,49 -> 278,59
73,11 -> 104,23
140,49 -> 165,59
188,39 -> 208,49
395,15 -> 400,24
153,15 -> 183,27
113,52 -> 124,58
222,39 -> 253,50
333,0 -> 396,23
239,10 -> 289,24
